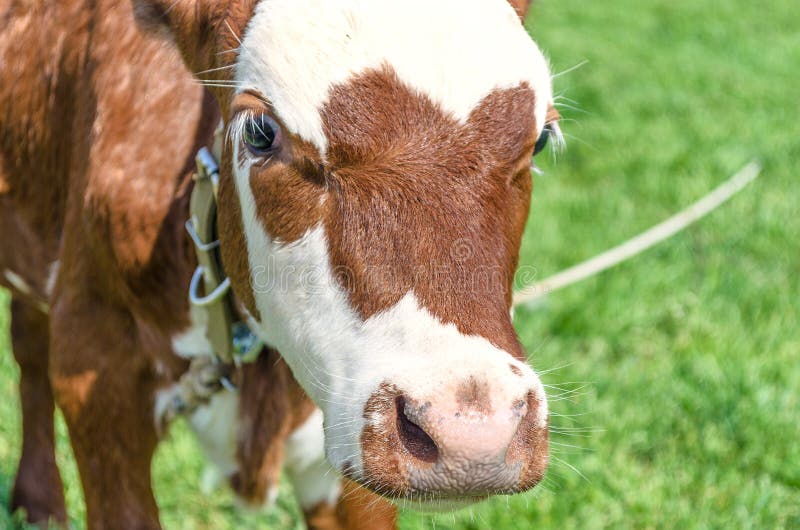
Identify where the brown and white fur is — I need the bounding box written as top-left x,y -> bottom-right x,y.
0,0 -> 557,528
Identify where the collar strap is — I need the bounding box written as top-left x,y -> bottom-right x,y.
187,129 -> 262,367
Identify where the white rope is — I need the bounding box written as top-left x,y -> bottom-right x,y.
513,160 -> 762,307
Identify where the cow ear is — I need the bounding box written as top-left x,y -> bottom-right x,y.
508,0 -> 532,20
133,0 -> 254,75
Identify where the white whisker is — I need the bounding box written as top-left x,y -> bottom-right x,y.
552,59 -> 589,79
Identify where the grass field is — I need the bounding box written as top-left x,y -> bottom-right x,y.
2,0 -> 799,528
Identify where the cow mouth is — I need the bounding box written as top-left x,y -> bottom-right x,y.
349,478 -> 494,512
385,493 -> 491,513
339,468 -> 493,512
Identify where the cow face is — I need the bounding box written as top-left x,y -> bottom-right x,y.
143,0 -> 557,509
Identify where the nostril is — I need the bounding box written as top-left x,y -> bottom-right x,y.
395,396 -> 438,463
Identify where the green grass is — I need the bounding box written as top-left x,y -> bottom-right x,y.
2,0 -> 799,528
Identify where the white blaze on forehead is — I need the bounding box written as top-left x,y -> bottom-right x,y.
236,0 -> 553,154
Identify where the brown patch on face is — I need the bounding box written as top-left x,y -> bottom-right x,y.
509,364 -> 524,377
246,133 -> 326,243
455,376 -> 492,414
319,65 -> 537,357
230,92 -> 327,247
506,391 -> 548,490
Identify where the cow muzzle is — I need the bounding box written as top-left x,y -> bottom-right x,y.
356,365 -> 548,508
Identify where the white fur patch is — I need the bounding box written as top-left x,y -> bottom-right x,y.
236,0 -> 553,155
284,409 -> 342,509
171,305 -> 214,359
187,390 -> 240,490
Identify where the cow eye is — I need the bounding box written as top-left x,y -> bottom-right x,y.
533,124 -> 552,156
243,114 -> 280,154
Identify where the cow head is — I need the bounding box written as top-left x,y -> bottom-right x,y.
139,0 -> 558,509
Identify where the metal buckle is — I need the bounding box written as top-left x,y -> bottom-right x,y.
185,216 -> 229,306
189,266 -> 231,307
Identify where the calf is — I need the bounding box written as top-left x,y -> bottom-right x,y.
0,0 -> 557,528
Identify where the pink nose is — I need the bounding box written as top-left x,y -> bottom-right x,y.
358,379 -> 548,499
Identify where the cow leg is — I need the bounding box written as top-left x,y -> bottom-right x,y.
9,297 -> 68,526
285,411 -> 397,530
49,302 -> 162,530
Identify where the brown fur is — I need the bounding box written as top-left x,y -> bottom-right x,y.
9,299 -> 67,525
232,347 -> 318,504
322,69 -> 537,359
2,1 -> 198,525
510,0 -> 533,19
